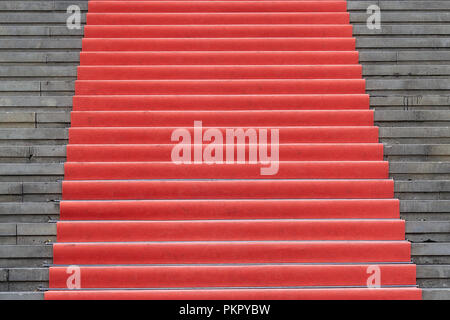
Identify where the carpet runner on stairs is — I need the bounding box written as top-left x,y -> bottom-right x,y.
45,0 -> 421,300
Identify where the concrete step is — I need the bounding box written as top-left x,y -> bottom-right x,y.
0,12 -> 86,25
0,39 -> 81,50
3,38 -> 450,53
0,146 -> 66,163
0,81 -> 74,95
0,129 -> 67,145
417,265 -> 450,288
367,79 -> 450,94
357,37 -> 450,50
365,65 -> 450,78
3,265 -> 443,292
0,267 -> 48,291
5,200 -> 450,224
3,221 -> 450,244
0,245 -> 52,268
0,96 -> 73,112
418,265 -> 450,277
360,51 -> 450,64
384,144 -> 450,161
390,162 -> 450,180
0,1 -> 87,12
351,12 -> 450,23
0,242 -> 446,268
5,65 -> 450,80
0,113 -> 35,128
4,288 -> 450,300
0,199 -> 447,221
2,162 -> 441,181
422,288 -> 450,300
33,98 -> 431,114
0,26 -> 83,37
0,112 -> 69,128
372,95 -> 450,110
406,222 -> 450,242
412,243 -> 450,264
2,128 -> 450,144
0,162 -> 447,182
0,95 -> 448,111
0,182 -> 61,202
395,180 -> 450,200
0,203 -> 59,223
401,200 -> 450,222
2,144 -> 449,163
6,111 -> 450,129
0,292 -> 43,300
380,127 -> 450,144
0,181 -> 448,202
0,66 -> 77,80
0,52 -> 80,64
0,223 -> 55,245
355,25 -> 450,36
10,81 -> 450,97
376,111 -> 450,126
3,25 -> 450,38
6,38 -> 450,52
0,127 -> 443,145
348,1 -> 450,11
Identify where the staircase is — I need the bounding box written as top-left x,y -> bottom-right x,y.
41,0 -> 420,300
0,0 -> 449,300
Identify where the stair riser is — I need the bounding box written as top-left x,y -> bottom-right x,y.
67,144 -> 384,162
84,25 -> 353,38
74,80 -> 366,95
86,13 -> 351,25
73,94 -> 370,111
88,2 -> 348,14
70,110 -> 372,127
77,65 -> 362,80
60,199 -> 400,220
53,241 -> 411,264
49,265 -> 416,288
69,127 -> 379,144
80,52 -> 360,66
81,38 -> 356,52
62,180 -> 394,200
44,288 -> 422,300
56,220 -> 405,242
63,162 -> 390,180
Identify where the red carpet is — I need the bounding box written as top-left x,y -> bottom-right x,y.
45,0 -> 421,300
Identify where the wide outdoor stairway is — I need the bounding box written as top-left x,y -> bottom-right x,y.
0,0 -> 448,300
